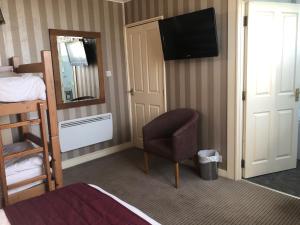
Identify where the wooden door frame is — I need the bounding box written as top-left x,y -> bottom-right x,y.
227,0 -> 246,180
123,16 -> 167,146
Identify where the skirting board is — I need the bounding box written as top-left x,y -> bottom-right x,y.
62,142 -> 134,169
218,169 -> 228,178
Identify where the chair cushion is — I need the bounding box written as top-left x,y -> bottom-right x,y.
145,138 -> 173,159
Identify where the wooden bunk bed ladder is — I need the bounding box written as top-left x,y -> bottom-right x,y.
0,50 -> 63,206
0,102 -> 53,206
38,103 -> 53,192
11,51 -> 63,188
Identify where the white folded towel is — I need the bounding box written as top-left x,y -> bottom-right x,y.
3,141 -> 51,195
4,142 -> 46,176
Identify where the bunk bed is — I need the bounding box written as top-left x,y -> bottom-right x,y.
0,51 -> 63,206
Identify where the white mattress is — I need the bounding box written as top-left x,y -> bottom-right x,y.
0,184 -> 161,225
0,74 -> 46,102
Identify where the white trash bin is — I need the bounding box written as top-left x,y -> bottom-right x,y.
198,150 -> 222,180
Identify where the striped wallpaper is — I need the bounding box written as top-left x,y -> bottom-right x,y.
0,0 -> 130,161
75,65 -> 100,99
125,0 -> 228,169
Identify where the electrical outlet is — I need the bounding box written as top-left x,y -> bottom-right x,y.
106,71 -> 112,77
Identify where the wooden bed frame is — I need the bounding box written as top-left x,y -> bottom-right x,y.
0,51 -> 63,206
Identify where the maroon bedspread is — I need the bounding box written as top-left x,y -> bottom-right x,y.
4,183 -> 151,225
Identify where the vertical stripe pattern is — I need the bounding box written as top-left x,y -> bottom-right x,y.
0,0 -> 130,161
125,0 -> 228,169
75,65 -> 99,98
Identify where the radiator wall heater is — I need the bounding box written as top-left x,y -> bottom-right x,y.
59,113 -> 113,152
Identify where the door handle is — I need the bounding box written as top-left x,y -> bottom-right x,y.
128,88 -> 134,96
295,88 -> 300,102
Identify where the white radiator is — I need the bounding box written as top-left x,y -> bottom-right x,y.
59,113 -> 113,152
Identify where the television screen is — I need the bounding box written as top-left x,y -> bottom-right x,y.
83,38 -> 97,65
66,41 -> 88,66
158,8 -> 219,60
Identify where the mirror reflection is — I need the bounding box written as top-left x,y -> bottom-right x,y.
56,36 -> 100,103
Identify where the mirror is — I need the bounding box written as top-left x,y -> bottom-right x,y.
49,29 -> 105,109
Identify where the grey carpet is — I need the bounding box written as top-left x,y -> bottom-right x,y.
63,149 -> 300,225
248,160 -> 300,198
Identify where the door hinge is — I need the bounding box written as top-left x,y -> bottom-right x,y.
243,16 -> 248,27
241,159 -> 245,168
242,91 -> 246,101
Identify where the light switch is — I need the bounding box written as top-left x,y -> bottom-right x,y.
106,71 -> 112,77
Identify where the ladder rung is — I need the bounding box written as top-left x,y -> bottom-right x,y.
7,175 -> 47,190
0,119 -> 41,130
4,147 -> 44,161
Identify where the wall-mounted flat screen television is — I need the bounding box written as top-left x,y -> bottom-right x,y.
83,38 -> 97,65
66,41 -> 88,66
158,8 -> 219,61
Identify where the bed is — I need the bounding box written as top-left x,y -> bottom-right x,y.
0,183 -> 160,225
0,51 -> 63,206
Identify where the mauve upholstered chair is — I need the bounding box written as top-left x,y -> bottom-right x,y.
143,108 -> 199,188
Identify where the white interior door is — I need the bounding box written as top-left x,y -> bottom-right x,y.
126,21 -> 166,148
244,2 -> 300,178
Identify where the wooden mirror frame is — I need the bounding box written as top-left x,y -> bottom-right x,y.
49,29 -> 105,109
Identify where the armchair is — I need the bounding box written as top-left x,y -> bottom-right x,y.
143,108 -> 199,188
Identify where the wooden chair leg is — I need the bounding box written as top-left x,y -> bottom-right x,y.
175,162 -> 180,188
144,152 -> 149,174
193,154 -> 199,167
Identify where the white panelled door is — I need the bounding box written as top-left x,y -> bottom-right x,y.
126,21 -> 166,148
244,2 -> 300,178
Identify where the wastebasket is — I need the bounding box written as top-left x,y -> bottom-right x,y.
198,150 -> 222,180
